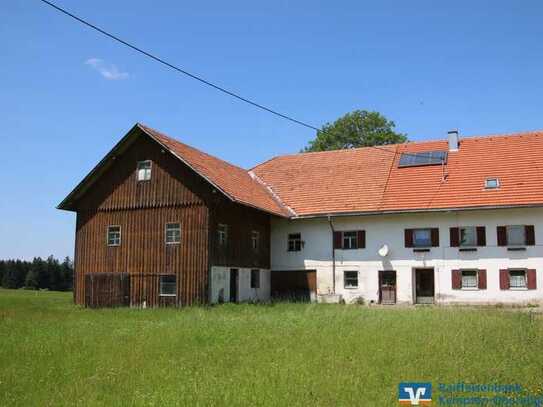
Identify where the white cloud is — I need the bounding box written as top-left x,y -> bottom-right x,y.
85,58 -> 129,80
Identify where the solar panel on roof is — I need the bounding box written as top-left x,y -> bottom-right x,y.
398,151 -> 447,167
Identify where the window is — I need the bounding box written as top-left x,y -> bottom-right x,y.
218,224 -> 228,246
459,226 -> 476,247
159,275 -> 176,296
344,271 -> 358,289
485,178 -> 499,189
398,151 -> 447,168
251,231 -> 260,250
136,160 -> 152,181
107,226 -> 121,246
288,233 -> 302,252
509,270 -> 527,289
165,223 -> 181,244
507,225 -> 525,246
413,229 -> 432,247
461,270 -> 478,289
251,269 -> 260,289
343,231 -> 358,250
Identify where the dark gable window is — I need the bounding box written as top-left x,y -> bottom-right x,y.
251,231 -> 260,250
344,271 -> 358,289
136,160 -> 152,181
159,275 -> 176,296
288,233 -> 302,252
251,269 -> 260,289
218,224 -> 228,246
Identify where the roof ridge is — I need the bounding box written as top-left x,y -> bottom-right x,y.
137,123 -> 250,172
248,171 -> 296,217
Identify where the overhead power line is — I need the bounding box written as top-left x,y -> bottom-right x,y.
38,0 -> 431,162
38,0 -> 320,131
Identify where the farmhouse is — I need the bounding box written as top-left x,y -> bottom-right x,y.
59,124 -> 543,306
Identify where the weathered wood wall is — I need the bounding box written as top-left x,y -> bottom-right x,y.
73,134 -> 211,307
209,198 -> 271,269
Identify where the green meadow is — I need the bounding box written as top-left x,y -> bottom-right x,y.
1,288 -> 542,406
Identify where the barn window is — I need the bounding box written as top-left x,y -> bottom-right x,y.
107,226 -> 121,246
218,224 -> 228,246
159,275 -> 176,296
509,269 -> 527,289
251,231 -> 260,250
344,271 -> 358,289
288,233 -> 302,252
461,270 -> 478,289
136,160 -> 152,181
251,269 -> 260,289
165,223 -> 181,244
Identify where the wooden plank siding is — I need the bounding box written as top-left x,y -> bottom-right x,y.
70,130 -> 274,307
73,134 -> 213,307
209,198 -> 271,269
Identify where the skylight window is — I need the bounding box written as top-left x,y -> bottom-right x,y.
485,178 -> 500,189
398,151 -> 447,168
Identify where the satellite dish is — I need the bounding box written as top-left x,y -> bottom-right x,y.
378,244 -> 389,257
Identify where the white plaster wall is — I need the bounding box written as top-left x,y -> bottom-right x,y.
271,208 -> 543,305
210,266 -> 270,303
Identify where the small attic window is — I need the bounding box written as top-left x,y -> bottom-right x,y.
398,151 -> 447,168
137,160 -> 152,181
485,178 -> 500,189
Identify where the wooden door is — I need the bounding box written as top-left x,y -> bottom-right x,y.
229,269 -> 238,303
379,270 -> 396,304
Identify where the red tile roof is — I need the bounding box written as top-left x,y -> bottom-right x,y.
252,131 -> 543,217
60,124 -> 543,218
138,124 -> 289,217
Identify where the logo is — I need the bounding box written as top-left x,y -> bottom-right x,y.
398,382 -> 432,405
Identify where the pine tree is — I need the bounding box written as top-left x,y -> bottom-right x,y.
24,269 -> 39,290
60,257 -> 74,291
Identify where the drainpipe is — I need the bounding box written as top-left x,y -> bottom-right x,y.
328,215 -> 336,294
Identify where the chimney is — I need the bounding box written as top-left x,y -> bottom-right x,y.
448,129 -> 459,151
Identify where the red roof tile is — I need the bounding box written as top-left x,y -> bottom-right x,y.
252,131 -> 543,217
138,124 -> 289,217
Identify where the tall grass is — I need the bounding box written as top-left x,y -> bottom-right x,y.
1,289 -> 542,406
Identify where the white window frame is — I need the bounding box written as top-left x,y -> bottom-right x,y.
413,228 -> 432,248
165,223 -> 181,245
485,178 -> 500,189
461,269 -> 478,290
251,269 -> 260,289
506,225 -> 526,247
107,225 -> 121,247
136,160 -> 152,182
288,233 -> 302,252
251,230 -> 260,250
344,271 -> 359,289
509,269 -> 527,290
342,231 -> 358,250
218,224 -> 228,246
459,226 -> 477,247
159,275 -> 177,297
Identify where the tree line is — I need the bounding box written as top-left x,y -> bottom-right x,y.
0,256 -> 73,291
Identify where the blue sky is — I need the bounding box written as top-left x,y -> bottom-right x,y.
2,0 -> 543,260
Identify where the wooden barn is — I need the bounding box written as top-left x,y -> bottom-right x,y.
58,124 -> 289,307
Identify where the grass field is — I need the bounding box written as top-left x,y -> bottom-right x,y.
1,289 -> 542,406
